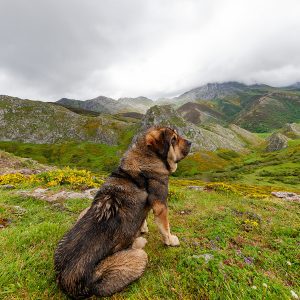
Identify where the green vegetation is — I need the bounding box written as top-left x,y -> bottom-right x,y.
0,141 -> 125,174
0,181 -> 299,299
173,140 -> 300,190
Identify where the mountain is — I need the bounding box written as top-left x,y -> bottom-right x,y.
57,96 -> 153,114
173,83 -> 300,132
174,81 -> 250,103
57,96 -> 125,114
234,92 -> 300,132
285,82 -> 300,90
118,96 -> 154,113
0,95 -> 135,144
141,105 -> 263,151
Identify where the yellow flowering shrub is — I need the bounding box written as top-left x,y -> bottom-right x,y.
0,167 -> 104,189
37,167 -> 104,188
0,173 -> 40,185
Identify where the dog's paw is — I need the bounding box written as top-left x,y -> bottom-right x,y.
132,237 -> 148,249
166,235 -> 180,247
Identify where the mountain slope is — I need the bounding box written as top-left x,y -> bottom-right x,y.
0,95 -> 134,144
177,102 -> 225,125
235,92 -> 300,132
57,96 -> 125,114
57,96 -> 153,114
141,105 -> 262,151
174,81 -> 250,103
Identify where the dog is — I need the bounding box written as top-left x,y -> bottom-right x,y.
54,126 -> 191,299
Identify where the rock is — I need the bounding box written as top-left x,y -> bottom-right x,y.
186,186 -> 204,191
271,191 -> 300,202
0,184 -> 15,189
84,188 -> 98,198
266,132 -> 289,152
18,187 -> 97,202
281,123 -> 300,139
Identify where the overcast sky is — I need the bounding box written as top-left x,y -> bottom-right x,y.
0,0 -> 300,101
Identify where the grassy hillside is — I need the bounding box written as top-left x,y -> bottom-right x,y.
174,141 -> 300,190
0,140 -> 130,174
0,180 -> 299,299
1,135 -> 299,191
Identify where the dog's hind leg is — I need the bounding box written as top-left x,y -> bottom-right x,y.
90,248 -> 148,297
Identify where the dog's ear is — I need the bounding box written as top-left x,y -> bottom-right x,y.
146,128 -> 173,158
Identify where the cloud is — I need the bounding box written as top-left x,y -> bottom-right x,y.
0,0 -> 300,101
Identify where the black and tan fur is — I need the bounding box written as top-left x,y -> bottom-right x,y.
54,126 -> 191,299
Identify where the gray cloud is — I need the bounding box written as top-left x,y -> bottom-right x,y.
0,0 -> 300,101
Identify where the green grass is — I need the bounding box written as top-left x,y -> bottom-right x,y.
181,141 -> 300,190
0,126 -> 138,175
0,183 -> 299,299
255,133 -> 272,139
0,141 -> 125,174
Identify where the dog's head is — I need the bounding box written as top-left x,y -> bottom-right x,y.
145,126 -> 191,172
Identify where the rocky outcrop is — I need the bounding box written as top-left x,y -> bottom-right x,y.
271,191 -> 300,202
266,133 -> 289,152
281,123 -> 300,138
0,95 -> 133,144
141,105 -> 256,152
18,188 -> 98,202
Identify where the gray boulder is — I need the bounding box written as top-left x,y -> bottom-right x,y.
266,132 -> 289,152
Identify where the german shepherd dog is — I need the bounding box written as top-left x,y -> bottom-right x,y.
54,126 -> 191,299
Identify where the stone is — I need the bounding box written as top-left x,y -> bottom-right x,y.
266,132 -> 289,152
18,187 -> 96,202
186,186 -> 204,191
0,184 -> 15,189
271,191 -> 300,202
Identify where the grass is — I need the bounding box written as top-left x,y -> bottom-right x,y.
0,181 -> 299,299
0,141 -> 121,174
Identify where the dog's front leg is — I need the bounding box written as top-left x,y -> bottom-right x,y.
152,200 -> 179,246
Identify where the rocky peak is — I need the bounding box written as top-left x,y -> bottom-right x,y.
174,81 -> 248,102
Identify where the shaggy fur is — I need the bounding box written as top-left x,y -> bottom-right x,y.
54,127 -> 191,299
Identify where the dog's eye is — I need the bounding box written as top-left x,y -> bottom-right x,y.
171,136 -> 177,145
